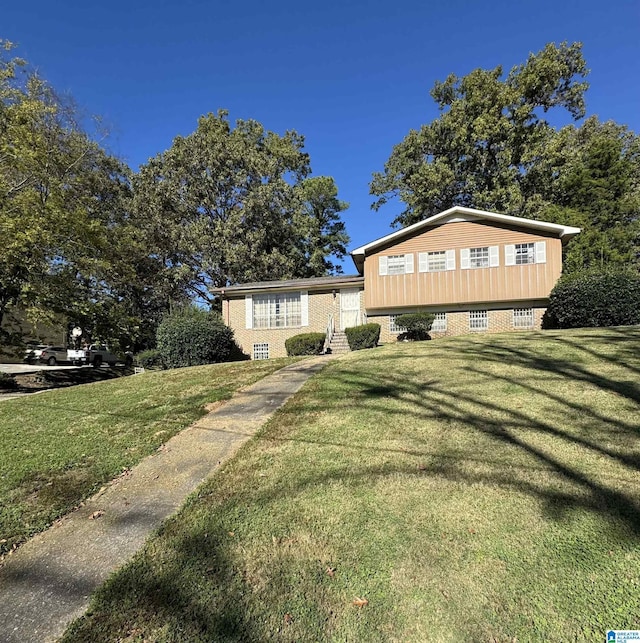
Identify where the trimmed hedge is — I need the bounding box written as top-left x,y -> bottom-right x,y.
135,349 -> 165,370
543,270 -> 640,329
345,323 -> 381,351
285,333 -> 326,356
156,307 -> 236,369
396,312 -> 435,340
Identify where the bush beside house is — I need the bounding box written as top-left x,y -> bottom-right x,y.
156,307 -> 237,369
543,270 -> 640,329
345,323 -> 381,351
285,333 -> 326,356
395,312 -> 435,340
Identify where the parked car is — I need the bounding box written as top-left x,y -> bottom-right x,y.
67,344 -> 121,367
24,344 -> 48,364
38,346 -> 70,366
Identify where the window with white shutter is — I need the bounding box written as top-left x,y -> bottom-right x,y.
535,241 -> 546,264
382,254 -> 413,275
245,295 -> 253,329
469,247 -> 489,268
253,292 -> 301,328
489,245 -> 499,267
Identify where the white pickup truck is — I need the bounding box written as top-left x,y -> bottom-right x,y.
67,344 -> 120,367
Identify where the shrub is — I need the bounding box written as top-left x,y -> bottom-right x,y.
345,323 -> 381,351
543,270 -> 640,329
285,333 -> 326,356
156,307 -> 236,369
0,372 -> 17,390
395,312 -> 435,340
135,349 -> 165,370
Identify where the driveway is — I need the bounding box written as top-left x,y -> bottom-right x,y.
0,363 -> 82,375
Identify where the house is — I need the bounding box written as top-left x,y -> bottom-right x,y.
213,207 -> 581,359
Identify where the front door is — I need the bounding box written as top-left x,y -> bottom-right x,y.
340,289 -> 360,330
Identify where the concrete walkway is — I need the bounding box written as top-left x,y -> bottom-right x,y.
0,356 -> 334,643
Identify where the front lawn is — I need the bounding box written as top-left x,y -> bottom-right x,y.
0,359 -> 293,555
64,328 -> 640,641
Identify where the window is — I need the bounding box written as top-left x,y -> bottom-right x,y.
253,292 -> 301,328
461,246 -> 499,269
431,312 -> 447,332
379,254 -> 414,275
389,314 -> 402,334
513,308 -> 534,328
253,343 -> 269,360
515,243 -> 535,265
469,247 -> 489,268
419,249 -> 455,272
505,241 -> 546,266
388,255 -> 408,275
469,310 -> 488,331
426,251 -> 446,272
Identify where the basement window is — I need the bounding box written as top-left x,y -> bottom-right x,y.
469,310 -> 488,331
253,343 -> 270,360
513,308 -> 534,328
431,312 -> 447,332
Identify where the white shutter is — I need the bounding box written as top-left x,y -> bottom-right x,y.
461,248 -> 471,269
446,249 -> 456,270
535,241 -> 547,264
505,244 -> 516,266
405,254 -> 414,274
418,252 -> 428,273
300,291 -> 309,326
379,256 -> 388,276
489,246 -> 499,267
245,295 -> 253,329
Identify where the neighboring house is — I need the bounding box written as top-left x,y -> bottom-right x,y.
213,207 -> 581,359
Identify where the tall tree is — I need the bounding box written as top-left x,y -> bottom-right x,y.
294,176 -> 350,276
0,41 -> 178,349
370,42 -> 589,227
134,111 -> 350,303
370,42 -> 640,272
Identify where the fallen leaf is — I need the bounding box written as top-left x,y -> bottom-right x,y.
417,464 -> 427,471
90,510 -> 105,520
468,528 -> 476,534
441,590 -> 450,599
326,566 -> 336,578
353,597 -> 368,607
228,531 -> 235,537
283,613 -> 293,625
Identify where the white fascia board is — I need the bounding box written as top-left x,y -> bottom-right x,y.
350,207 -> 581,258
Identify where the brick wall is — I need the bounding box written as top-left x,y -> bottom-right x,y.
226,290 -> 342,359
226,290 -> 547,358
370,305 -> 547,344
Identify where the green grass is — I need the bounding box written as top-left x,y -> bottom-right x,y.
63,328 -> 640,642
0,358 -> 293,555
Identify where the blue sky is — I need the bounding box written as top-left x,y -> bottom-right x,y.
4,0 -> 639,272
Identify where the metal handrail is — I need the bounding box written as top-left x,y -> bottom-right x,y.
325,313 -> 334,353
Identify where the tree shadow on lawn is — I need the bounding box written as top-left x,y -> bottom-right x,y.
63,333 -> 640,640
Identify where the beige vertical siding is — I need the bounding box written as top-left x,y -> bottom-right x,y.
364,221 -> 562,310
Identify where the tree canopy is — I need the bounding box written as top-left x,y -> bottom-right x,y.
133,111 -> 349,304
370,42 -> 640,272
1,42 -> 350,348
